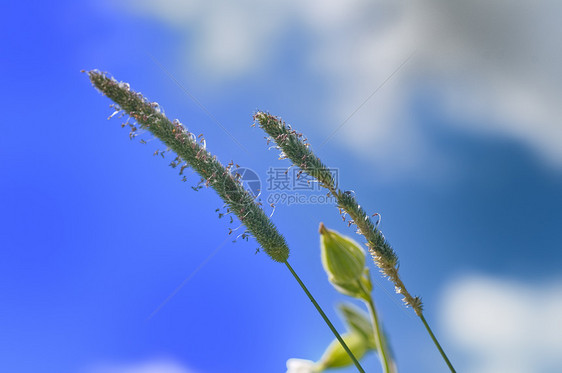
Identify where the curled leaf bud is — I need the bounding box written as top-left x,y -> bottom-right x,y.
319,223 -> 367,298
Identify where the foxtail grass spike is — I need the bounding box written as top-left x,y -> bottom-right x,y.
254,111 -> 420,312
88,71 -> 289,263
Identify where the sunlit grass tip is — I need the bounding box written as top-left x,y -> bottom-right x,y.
87,70 -> 289,263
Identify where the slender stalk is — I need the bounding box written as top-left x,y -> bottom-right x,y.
285,261 -> 366,373
359,281 -> 391,373
419,314 -> 456,373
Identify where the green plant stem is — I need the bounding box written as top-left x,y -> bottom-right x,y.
419,314 -> 456,373
284,261 -> 365,373
359,282 -> 392,373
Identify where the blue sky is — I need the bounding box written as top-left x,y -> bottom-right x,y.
1,1 -> 562,373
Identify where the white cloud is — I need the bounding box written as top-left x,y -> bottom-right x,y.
124,0 -> 292,80
86,359 -> 197,373
441,275 -> 562,373
112,0 -> 562,175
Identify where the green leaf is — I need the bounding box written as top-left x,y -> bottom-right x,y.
338,302 -> 376,349
317,332 -> 369,370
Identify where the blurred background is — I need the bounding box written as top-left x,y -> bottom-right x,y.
1,1 -> 561,372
